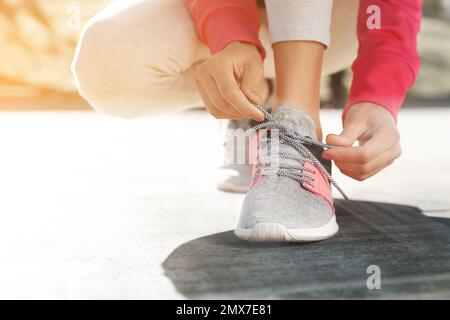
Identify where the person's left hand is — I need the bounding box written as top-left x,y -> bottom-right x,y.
322,102 -> 402,181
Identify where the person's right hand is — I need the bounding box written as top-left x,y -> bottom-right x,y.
195,41 -> 266,121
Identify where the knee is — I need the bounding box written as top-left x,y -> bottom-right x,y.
73,18 -> 161,118
72,19 -> 132,117
72,17 -> 200,118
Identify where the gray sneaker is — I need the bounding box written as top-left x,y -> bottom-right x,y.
217,117 -> 254,193
235,106 -> 348,242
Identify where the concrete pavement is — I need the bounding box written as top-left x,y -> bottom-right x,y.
0,107 -> 449,299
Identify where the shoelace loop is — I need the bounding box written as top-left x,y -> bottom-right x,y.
245,101 -> 349,200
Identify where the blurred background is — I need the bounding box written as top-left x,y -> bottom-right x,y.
0,0 -> 449,111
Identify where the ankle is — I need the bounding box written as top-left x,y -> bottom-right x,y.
273,102 -> 322,139
315,122 -> 323,141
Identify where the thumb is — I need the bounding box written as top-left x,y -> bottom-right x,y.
326,124 -> 362,147
240,62 -> 265,105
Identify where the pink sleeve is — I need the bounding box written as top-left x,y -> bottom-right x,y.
183,0 -> 265,59
343,0 -> 421,122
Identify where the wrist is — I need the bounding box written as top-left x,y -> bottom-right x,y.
224,41 -> 261,56
345,102 -> 397,126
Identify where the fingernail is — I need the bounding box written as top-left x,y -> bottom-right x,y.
322,152 -> 331,160
246,90 -> 261,104
255,113 -> 264,121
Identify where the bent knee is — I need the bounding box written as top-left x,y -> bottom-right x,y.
72,19 -> 126,116
72,3 -> 203,118
72,21 -> 165,118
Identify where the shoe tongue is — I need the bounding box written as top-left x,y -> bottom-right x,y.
272,106 -> 317,139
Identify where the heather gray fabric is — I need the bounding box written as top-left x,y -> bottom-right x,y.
265,0 -> 333,47
238,106 -> 333,229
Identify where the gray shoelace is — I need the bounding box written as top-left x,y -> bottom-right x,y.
245,102 -> 349,200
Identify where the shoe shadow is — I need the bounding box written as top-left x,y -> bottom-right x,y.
162,200 -> 450,299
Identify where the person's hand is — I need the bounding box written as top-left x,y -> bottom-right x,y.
322,102 -> 401,181
195,41 -> 266,121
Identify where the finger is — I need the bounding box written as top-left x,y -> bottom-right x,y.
335,144 -> 402,180
244,89 -> 263,106
196,79 -> 240,119
213,69 -> 264,121
240,62 -> 265,105
325,124 -> 364,147
339,161 -> 389,181
324,129 -> 395,164
199,76 -> 242,119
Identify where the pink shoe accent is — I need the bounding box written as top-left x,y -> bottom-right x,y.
247,131 -> 334,209
301,161 -> 335,211
249,164 -> 262,190
248,130 -> 266,191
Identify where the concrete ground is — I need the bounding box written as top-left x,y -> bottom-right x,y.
0,107 -> 449,299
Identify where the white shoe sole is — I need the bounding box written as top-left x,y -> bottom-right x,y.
234,216 -> 339,242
